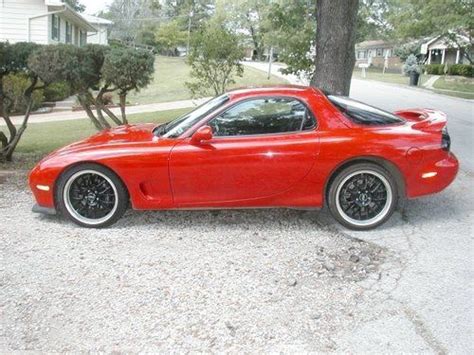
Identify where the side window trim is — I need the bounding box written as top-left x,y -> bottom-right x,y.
203,95 -> 318,138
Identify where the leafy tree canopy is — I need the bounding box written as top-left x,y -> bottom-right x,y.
266,0 -> 316,78
388,0 -> 473,40
186,15 -> 244,96
155,20 -> 187,54
63,0 -> 86,12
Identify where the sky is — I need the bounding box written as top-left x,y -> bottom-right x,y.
81,0 -> 114,15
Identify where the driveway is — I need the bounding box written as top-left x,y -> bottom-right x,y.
1,169 -> 472,353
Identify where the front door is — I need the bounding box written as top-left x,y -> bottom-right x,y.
168,96 -> 320,206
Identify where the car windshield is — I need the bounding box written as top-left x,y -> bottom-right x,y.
154,94 -> 230,138
327,95 -> 405,125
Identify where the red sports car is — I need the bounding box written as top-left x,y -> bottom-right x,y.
29,86 -> 458,230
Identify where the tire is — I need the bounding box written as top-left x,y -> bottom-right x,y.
55,163 -> 128,228
327,163 -> 397,230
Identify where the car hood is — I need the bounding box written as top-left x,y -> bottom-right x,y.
58,123 -> 156,152
54,123 -> 158,155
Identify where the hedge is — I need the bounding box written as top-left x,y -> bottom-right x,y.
424,63 -> 473,77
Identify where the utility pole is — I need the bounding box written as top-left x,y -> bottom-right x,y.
267,47 -> 273,79
186,10 -> 194,56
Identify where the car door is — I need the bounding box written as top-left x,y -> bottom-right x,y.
168,96 -> 320,206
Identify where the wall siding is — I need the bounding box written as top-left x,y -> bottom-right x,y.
0,0 -> 48,43
87,25 -> 108,45
1,0 -> 93,45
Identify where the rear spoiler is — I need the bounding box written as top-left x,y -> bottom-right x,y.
394,108 -> 447,132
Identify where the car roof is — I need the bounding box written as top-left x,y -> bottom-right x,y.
226,85 -> 324,100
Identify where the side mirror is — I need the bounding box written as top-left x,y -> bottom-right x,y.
191,125 -> 213,144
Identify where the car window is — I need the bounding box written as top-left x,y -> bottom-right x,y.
156,94 -> 229,138
327,95 -> 404,125
208,97 -> 316,137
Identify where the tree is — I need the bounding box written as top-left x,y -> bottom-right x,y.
310,0 -> 359,96
102,48 -> 155,123
266,0 -> 317,78
388,0 -> 473,63
155,21 -> 187,55
0,42 -> 45,162
186,17 -> 244,96
224,0 -> 271,61
105,0 -> 162,44
163,0 -> 214,31
63,0 -> 86,12
357,0 -> 392,42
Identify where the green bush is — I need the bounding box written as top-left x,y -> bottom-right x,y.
450,64 -> 473,77
43,81 -> 72,101
3,73 -> 44,114
425,63 -> 472,77
424,64 -> 443,75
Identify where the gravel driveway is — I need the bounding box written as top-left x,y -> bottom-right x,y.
1,170 -> 473,352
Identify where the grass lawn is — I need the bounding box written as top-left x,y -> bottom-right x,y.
352,67 -> 473,99
1,108 -> 190,170
432,76 -> 474,99
352,67 -> 433,86
125,56 -> 288,105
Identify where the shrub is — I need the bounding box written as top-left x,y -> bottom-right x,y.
450,64 -> 473,77
43,81 -> 72,101
402,54 -> 421,76
102,47 -> 155,123
424,64 -> 443,75
459,64 -> 473,77
3,73 -> 44,114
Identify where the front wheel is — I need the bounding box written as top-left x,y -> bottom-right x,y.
327,163 -> 397,230
55,163 -> 128,228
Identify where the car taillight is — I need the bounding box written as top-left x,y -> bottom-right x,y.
441,126 -> 451,151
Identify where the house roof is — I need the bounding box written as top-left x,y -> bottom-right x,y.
420,32 -> 470,53
82,14 -> 114,26
46,2 -> 97,32
356,40 -> 394,50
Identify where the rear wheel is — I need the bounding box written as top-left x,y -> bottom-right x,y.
56,163 -> 128,228
328,163 -> 397,230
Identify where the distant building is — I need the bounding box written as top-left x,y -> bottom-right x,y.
421,33 -> 472,65
0,0 -> 111,46
355,40 -> 402,71
82,14 -> 113,45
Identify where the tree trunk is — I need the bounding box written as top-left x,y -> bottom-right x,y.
77,94 -> 103,131
4,97 -> 34,161
96,86 -> 122,126
119,94 -> 128,124
0,76 -> 39,161
310,0 -> 359,96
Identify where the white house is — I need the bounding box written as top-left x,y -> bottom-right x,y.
82,14 -> 113,45
0,0 -> 110,46
421,33 -> 473,65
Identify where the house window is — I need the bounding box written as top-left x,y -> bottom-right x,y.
80,30 -> 87,46
376,48 -> 383,57
51,14 -> 60,41
357,50 -> 366,59
65,21 -> 72,43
